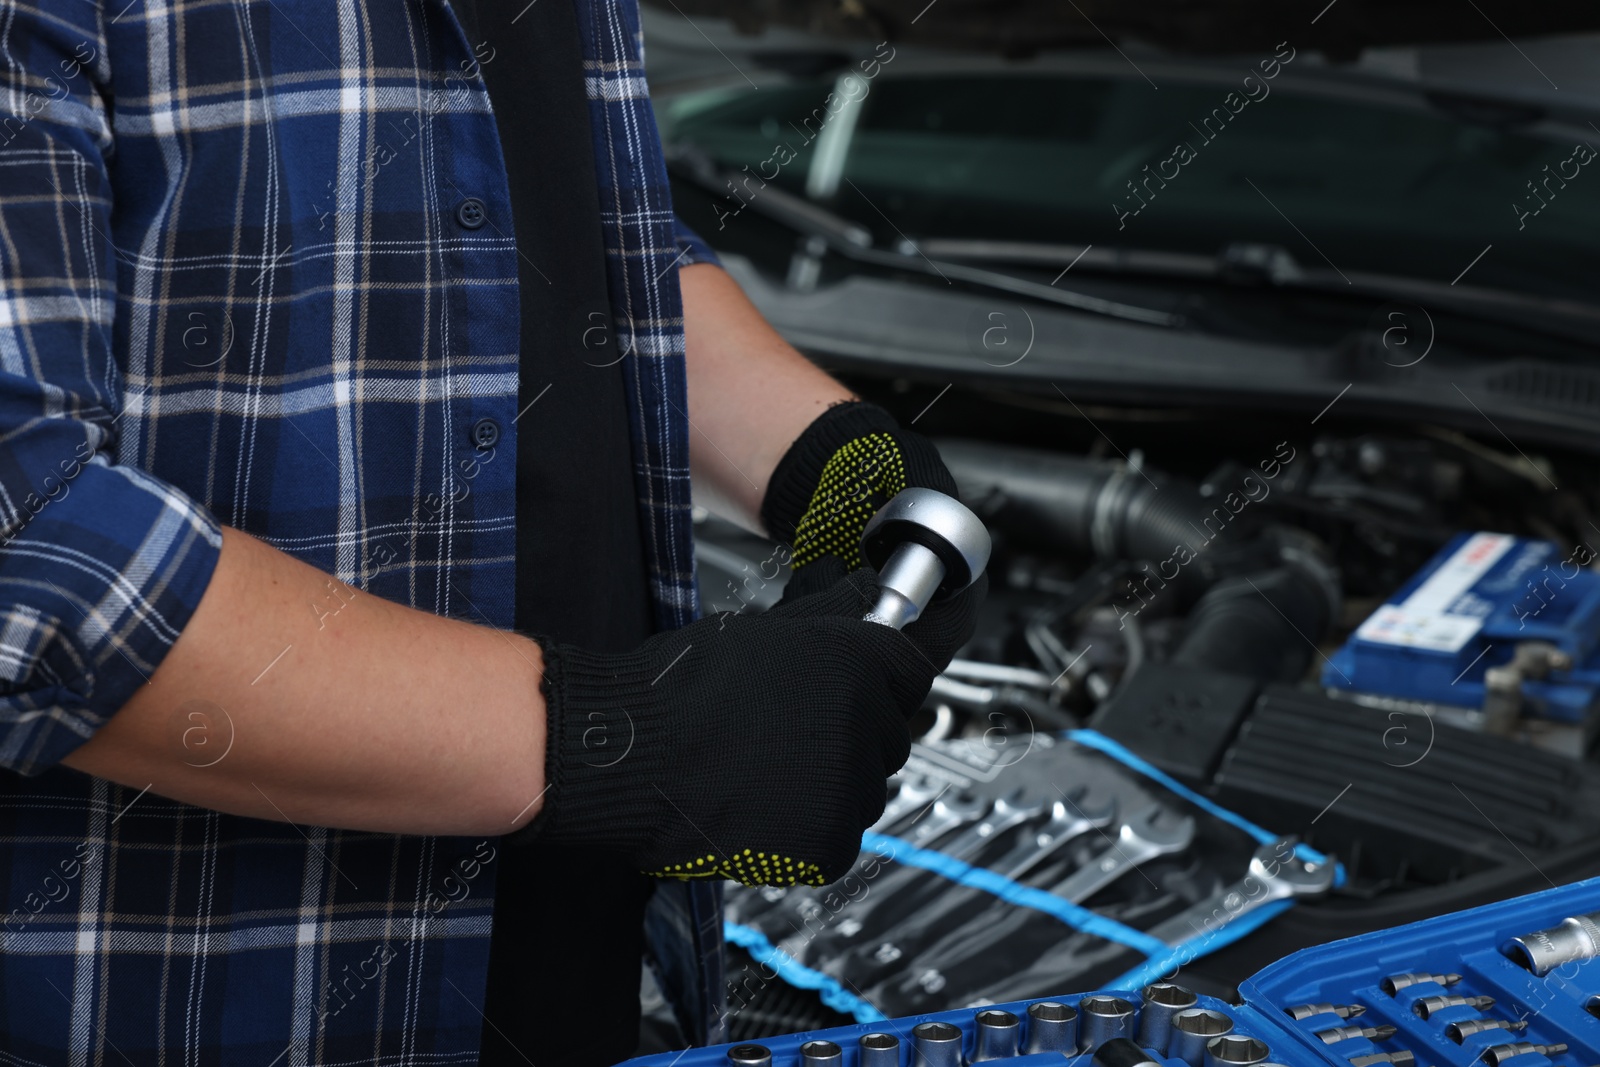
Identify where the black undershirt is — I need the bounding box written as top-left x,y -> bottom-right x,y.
449,1 -> 658,1064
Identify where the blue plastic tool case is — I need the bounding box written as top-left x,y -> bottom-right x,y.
626,876 -> 1600,1067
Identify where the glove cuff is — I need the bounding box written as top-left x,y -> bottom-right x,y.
761,400 -> 900,544
510,638 -> 668,853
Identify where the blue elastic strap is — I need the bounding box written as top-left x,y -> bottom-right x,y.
723,921 -> 888,1023
1112,898 -> 1296,989
860,831 -> 1170,957
1067,729 -> 1346,886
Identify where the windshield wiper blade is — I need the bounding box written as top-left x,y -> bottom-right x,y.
665,145 -> 1182,329
918,237 -> 1600,347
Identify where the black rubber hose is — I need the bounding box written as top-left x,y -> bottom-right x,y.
936,439 -> 1236,579
1171,565 -> 1333,682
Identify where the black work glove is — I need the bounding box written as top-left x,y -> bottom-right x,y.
520,563 -> 934,887
763,400 -> 987,672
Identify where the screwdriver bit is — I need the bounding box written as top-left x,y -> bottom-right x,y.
1415,995 -> 1495,1020
1382,973 -> 1463,996
1447,1019 -> 1529,1044
1287,1004 -> 1368,1022
1350,1053 -> 1415,1067
1318,1025 -> 1399,1045
1482,1043 -> 1567,1067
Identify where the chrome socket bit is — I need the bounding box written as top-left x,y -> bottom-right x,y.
1079,995 -> 1138,1052
1287,1004 -> 1367,1022
1414,995 -> 1495,1020
1483,1043 -> 1568,1067
1381,972 -> 1463,996
1170,1009 -> 1234,1067
1503,913 -> 1600,977
1447,1019 -> 1529,1044
1093,1037 -> 1163,1067
860,1033 -> 901,1067
801,1041 -> 842,1067
1317,1025 -> 1398,1045
1350,1053 -> 1415,1067
1026,1001 -> 1079,1055
973,1010 -> 1021,1062
1139,983 -> 1200,1053
1205,1035 -> 1271,1067
913,1021 -> 965,1067
728,1046 -> 772,1067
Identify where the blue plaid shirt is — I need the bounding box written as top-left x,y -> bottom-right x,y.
0,0 -> 724,1059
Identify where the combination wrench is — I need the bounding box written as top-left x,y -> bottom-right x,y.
1050,805 -> 1197,903
1144,838 -> 1335,946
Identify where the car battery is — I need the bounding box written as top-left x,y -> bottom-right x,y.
1322,532 -> 1600,732
626,876 -> 1600,1067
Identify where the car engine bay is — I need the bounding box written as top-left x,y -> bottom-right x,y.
690,379 -> 1600,1039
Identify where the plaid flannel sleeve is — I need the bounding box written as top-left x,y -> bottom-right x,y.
673,215 -> 723,269
0,1 -> 223,775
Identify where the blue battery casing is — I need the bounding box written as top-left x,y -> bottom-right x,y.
1322,532 -> 1600,722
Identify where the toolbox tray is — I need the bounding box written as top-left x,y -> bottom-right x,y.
627,875 -> 1600,1067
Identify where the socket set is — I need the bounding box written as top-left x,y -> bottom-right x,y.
631,875 -> 1600,1067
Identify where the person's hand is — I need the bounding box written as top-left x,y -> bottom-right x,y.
516,566 -> 936,887
763,401 -> 986,673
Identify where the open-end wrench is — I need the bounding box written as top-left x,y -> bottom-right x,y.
897,792 -> 991,850
872,777 -> 944,835
740,776 -> 945,922
818,791 -> 1051,954
930,791 -> 1050,864
992,794 -> 1118,881
1049,805 -> 1197,903
1145,838 -> 1335,946
834,793 -> 1117,983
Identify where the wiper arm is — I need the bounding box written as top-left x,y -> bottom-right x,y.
919,237 -> 1600,347
666,144 -> 1181,329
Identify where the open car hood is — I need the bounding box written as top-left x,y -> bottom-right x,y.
650,0 -> 1600,59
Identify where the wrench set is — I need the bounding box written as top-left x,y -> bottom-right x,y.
632,876 -> 1600,1067
724,734 -> 1336,1022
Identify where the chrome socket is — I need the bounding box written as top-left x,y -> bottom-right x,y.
1170,1009 -> 1234,1067
913,1021 -> 965,1067
1026,1001 -> 1080,1055
1079,995 -> 1138,1052
1205,1035 -> 1270,1067
861,1033 -> 902,1067
972,1010 -> 1020,1062
1139,983 -> 1199,1053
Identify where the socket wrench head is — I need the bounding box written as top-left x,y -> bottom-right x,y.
1026,1001 -> 1080,1054
1169,1009 -> 1235,1067
1138,982 -> 1200,1053
860,1033 -> 902,1067
1079,995 -> 1137,1052
913,1021 -> 965,1067
862,488 -> 992,598
801,1041 -> 843,1067
728,1046 -> 772,1067
973,1010 -> 1021,1062
1502,914 -> 1600,977
1205,1035 -> 1270,1067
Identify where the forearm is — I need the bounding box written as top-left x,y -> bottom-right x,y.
679,262 -> 856,532
61,526 -> 547,836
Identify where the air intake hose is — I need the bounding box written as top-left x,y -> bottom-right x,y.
935,439 -> 1242,585
1170,565 -> 1333,682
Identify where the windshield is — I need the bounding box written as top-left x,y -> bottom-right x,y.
659,69 -> 1600,307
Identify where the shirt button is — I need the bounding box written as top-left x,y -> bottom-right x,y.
455,198 -> 488,230
471,417 -> 500,450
